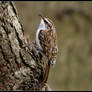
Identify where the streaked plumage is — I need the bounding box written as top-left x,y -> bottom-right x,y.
36,15 -> 58,85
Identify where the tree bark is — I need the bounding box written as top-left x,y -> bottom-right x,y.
0,1 -> 51,91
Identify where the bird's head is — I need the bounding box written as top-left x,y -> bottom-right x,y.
38,14 -> 54,30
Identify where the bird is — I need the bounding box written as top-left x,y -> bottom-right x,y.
36,14 -> 58,86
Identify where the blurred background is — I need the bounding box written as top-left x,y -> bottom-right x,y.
15,1 -> 92,91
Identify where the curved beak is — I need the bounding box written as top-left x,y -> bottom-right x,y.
38,14 -> 45,21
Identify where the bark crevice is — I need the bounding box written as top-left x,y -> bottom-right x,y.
0,1 -> 51,91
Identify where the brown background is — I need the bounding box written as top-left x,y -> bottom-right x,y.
15,1 -> 92,91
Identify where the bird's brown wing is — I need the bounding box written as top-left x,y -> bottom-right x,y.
38,29 -> 58,85
39,29 -> 58,61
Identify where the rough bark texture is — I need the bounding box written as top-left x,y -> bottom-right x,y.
0,1 -> 51,91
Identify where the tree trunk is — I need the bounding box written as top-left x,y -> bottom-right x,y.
0,1 -> 51,91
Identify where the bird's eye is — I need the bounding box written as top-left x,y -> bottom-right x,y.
44,20 -> 48,24
44,20 -> 51,27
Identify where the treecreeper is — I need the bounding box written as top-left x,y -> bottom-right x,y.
36,14 -> 58,87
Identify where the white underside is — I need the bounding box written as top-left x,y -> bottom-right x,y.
36,19 -> 46,50
36,18 -> 57,66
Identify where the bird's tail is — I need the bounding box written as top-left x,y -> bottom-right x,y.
40,60 -> 51,87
